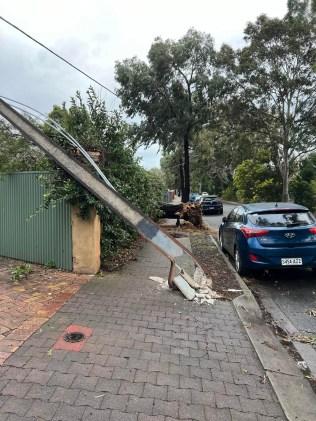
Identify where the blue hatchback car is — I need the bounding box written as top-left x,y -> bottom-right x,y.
219,202 -> 316,275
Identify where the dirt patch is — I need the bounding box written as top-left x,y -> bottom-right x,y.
102,237 -> 144,272
190,233 -> 242,300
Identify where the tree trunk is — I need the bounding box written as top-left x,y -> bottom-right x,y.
179,155 -> 185,201
281,152 -> 289,202
182,133 -> 190,203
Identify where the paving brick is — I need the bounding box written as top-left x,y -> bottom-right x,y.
110,410 -> 137,421
107,356 -> 128,368
148,361 -> 169,373
112,367 -> 135,381
191,390 -> 215,406
179,402 -> 205,421
26,384 -> 56,400
141,351 -> 161,361
225,382 -> 249,398
75,389 -> 103,408
215,393 -> 241,411
101,393 -> 128,410
168,363 -> 189,377
202,379 -> 225,394
167,386 -> 191,404
263,401 -> 285,417
239,396 -> 266,415
199,358 -> 220,369
180,376 -> 202,391
138,415 -> 165,421
126,358 -> 148,371
153,399 -> 179,418
230,410 -> 258,420
1,397 -> 32,417
135,370 -> 157,384
190,366 -> 212,380
47,360 -> 71,373
127,396 -> 154,415
3,367 -> 30,381
50,386 -> 80,404
83,407 -> 111,421
157,373 -> 179,387
160,353 -> 180,365
48,372 -> 75,388
52,403 -> 85,420
24,369 -> 53,385
27,399 -> 59,420
69,362 -> 93,376
1,380 -> 32,398
25,357 -> 48,370
119,380 -> 144,396
72,375 -> 99,391
90,364 -> 114,378
143,383 -> 167,400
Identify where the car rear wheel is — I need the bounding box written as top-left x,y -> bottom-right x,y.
234,247 -> 247,276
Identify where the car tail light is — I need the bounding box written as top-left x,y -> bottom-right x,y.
249,253 -> 258,262
241,227 -> 269,239
309,227 -> 316,234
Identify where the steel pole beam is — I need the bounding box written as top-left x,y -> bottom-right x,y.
0,99 -> 199,283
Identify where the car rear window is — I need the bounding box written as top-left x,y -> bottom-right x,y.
203,196 -> 217,202
248,210 -> 315,227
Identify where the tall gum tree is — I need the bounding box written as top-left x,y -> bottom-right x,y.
115,29 -> 223,202
228,0 -> 316,201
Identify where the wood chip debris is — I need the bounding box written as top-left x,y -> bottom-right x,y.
306,309 -> 316,317
292,334 -> 316,345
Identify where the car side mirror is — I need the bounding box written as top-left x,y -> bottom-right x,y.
222,216 -> 227,223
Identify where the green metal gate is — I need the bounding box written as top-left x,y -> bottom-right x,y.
0,172 -> 72,270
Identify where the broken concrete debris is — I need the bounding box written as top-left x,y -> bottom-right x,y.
149,265 -> 221,304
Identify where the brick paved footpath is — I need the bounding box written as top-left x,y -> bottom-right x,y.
0,244 -> 286,421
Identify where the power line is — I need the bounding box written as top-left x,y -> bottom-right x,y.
0,16 -> 119,98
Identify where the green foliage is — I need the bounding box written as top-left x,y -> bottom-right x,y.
221,184 -> 237,201
233,158 -> 281,203
42,88 -> 165,261
115,29 -> 224,201
290,153 -> 316,210
219,0 -> 316,201
10,264 -> 32,282
0,119 -> 49,173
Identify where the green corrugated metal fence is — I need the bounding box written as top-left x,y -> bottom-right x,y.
0,172 -> 72,270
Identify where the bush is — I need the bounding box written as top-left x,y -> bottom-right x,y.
233,159 -> 281,203
221,184 -> 237,201
290,153 -> 316,211
42,88 -> 165,261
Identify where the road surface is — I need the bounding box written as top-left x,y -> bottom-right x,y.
203,203 -> 235,234
204,203 -> 316,338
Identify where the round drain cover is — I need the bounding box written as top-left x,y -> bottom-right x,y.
63,332 -> 85,343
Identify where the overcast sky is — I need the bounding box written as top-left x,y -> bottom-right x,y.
1,0 -> 287,168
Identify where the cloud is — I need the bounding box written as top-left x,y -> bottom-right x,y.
0,0 -> 287,166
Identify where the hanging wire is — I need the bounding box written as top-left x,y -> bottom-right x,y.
0,95 -> 116,190
0,16 -> 118,98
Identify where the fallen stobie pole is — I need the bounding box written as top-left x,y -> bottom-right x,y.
0,98 -> 203,291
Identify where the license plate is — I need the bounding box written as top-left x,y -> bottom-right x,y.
281,258 -> 302,266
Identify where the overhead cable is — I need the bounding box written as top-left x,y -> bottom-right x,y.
0,95 -> 116,190
0,16 -> 118,98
